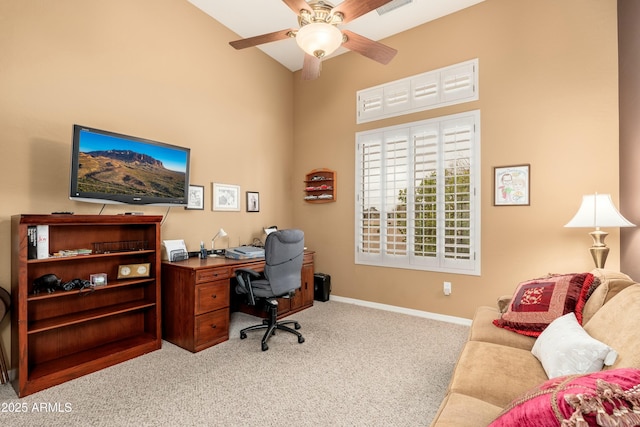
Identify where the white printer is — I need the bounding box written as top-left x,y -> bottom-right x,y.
224,246 -> 265,260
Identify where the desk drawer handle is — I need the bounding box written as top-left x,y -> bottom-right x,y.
211,324 -> 217,329
211,294 -> 217,299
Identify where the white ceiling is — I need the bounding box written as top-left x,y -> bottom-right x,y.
188,0 -> 485,72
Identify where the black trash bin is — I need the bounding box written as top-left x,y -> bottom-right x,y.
314,273 -> 331,302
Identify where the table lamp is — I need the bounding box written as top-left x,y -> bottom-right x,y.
564,193 -> 635,268
211,228 -> 228,252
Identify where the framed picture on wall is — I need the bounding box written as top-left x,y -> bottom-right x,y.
246,191 -> 259,212
494,164 -> 530,206
185,185 -> 204,210
212,183 -> 240,211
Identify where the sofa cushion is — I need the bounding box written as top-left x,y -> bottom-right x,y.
493,272 -> 593,337
584,283 -> 640,369
488,368 -> 640,426
429,392 -> 502,427
468,306 -> 536,351
582,269 -> 636,324
448,341 -> 548,408
531,312 -> 617,378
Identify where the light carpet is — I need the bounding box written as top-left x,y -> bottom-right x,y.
0,300 -> 469,426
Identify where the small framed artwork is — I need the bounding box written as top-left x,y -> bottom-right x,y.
246,191 -> 260,212
186,185 -> 204,210
494,164 -> 530,206
212,183 -> 240,211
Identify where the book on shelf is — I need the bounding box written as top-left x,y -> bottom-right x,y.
36,225 -> 49,259
27,226 -> 37,260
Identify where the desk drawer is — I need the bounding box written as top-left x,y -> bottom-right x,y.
195,281 -> 230,315
196,267 -> 230,284
196,308 -> 229,347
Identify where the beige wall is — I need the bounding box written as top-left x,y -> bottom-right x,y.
0,0 -> 621,365
0,0 -> 294,364
619,0 -> 640,279
292,0 -> 620,319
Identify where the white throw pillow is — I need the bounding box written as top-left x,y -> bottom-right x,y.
531,312 -> 618,379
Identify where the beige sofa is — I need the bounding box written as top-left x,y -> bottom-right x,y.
430,269 -> 640,426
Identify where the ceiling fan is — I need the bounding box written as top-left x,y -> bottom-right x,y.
229,0 -> 399,80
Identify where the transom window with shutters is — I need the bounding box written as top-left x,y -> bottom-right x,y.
357,59 -> 478,124
355,110 -> 481,275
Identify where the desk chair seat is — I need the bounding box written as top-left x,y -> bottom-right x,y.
235,229 -> 305,351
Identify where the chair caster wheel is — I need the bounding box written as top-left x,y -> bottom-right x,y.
294,323 -> 301,330
240,332 -> 247,339
262,343 -> 268,351
298,336 -> 305,344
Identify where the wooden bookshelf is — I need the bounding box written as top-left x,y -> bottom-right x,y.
11,214 -> 162,397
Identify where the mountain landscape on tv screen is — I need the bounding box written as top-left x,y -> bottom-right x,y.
77,150 -> 185,197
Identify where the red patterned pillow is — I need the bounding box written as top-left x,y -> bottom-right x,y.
488,368 -> 640,426
493,273 -> 594,337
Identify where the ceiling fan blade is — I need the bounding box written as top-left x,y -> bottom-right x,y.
302,54 -> 321,80
331,0 -> 396,24
229,29 -> 294,50
282,0 -> 314,16
342,30 -> 397,64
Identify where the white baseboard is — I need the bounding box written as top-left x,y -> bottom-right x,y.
328,295 -> 472,326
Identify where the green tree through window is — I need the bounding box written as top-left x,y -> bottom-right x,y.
397,160 -> 470,259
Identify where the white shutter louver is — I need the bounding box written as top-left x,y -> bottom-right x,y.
357,88 -> 384,123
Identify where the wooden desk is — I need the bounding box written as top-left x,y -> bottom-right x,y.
161,252 -> 314,353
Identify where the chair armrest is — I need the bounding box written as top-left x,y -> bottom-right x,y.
235,268 -> 261,278
234,268 -> 261,306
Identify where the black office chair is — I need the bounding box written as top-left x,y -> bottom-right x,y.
234,229 -> 305,351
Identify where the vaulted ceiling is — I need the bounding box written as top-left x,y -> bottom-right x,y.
188,0 -> 485,71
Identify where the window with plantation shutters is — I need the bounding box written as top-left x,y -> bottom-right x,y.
356,59 -> 478,124
355,110 -> 480,275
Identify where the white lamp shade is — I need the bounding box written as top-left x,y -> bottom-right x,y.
296,23 -> 343,58
211,228 -> 228,250
564,194 -> 635,228
214,228 -> 228,239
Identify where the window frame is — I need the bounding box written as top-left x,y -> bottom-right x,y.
355,110 -> 481,276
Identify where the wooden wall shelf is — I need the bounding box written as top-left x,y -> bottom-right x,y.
304,168 -> 336,203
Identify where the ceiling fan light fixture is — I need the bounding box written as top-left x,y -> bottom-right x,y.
295,23 -> 343,58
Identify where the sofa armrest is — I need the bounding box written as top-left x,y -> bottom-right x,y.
468,306 -> 536,351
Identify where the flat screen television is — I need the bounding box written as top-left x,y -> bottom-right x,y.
70,124 -> 191,206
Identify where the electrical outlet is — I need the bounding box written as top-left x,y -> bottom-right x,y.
443,281 -> 452,296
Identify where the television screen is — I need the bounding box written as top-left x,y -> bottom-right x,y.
70,125 -> 190,206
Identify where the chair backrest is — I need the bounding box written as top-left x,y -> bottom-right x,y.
263,229 -> 304,297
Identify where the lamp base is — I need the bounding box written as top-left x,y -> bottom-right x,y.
589,246 -> 609,269
588,229 -> 609,269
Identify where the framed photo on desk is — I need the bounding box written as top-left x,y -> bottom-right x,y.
212,183 -> 240,211
246,191 -> 259,212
